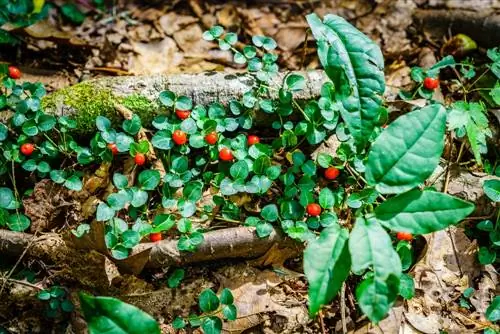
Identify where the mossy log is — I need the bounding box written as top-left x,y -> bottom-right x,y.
41,71 -> 328,133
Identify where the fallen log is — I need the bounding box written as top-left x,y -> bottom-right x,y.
1,226 -> 301,273
413,9 -> 500,48
41,71 -> 329,133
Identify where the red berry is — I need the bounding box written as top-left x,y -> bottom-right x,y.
423,77 -> 439,90
149,232 -> 162,242
175,109 -> 190,120
8,66 -> 21,79
20,143 -> 35,156
219,147 -> 233,161
205,131 -> 218,145
135,153 -> 146,166
306,203 -> 321,216
324,167 -> 340,180
382,124 -> 388,129
396,232 -> 413,241
247,135 -> 260,146
172,130 -> 187,145
107,143 -> 118,155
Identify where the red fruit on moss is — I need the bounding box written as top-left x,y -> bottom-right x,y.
20,143 -> 35,156
8,66 -> 21,79
150,232 -> 162,242
175,109 -> 191,120
107,143 -> 118,155
423,77 -> 439,90
247,135 -> 260,146
172,130 -> 187,145
324,167 -> 340,180
306,203 -> 321,216
205,131 -> 218,145
219,147 -> 233,161
396,232 -> 413,241
135,153 -> 146,165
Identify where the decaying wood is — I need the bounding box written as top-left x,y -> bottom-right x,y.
43,71 -> 329,118
1,226 -> 300,272
413,9 -> 500,48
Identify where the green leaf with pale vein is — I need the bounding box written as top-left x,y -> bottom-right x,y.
374,189 -> 475,234
365,104 -> 446,194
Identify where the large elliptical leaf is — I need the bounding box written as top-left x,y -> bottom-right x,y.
374,189 -> 475,234
304,224 -> 351,316
79,293 -> 160,334
306,13 -> 385,148
356,275 -> 400,324
349,217 -> 401,279
349,217 -> 401,323
365,104 -> 446,194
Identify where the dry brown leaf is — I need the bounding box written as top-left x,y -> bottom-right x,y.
129,37 -> 183,74
173,24 -> 213,54
23,20 -> 86,45
274,28 -> 306,52
215,268 -> 308,333
159,13 -> 199,35
23,179 -> 80,232
217,5 -> 241,29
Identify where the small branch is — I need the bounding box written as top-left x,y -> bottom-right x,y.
0,277 -> 43,291
341,283 -> 347,334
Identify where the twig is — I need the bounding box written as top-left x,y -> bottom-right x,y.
0,277 -> 43,291
318,310 -> 327,334
0,231 -> 39,295
340,283 -> 347,334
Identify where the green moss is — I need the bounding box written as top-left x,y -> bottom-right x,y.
41,84 -> 162,134
119,94 -> 159,126
41,83 -> 118,133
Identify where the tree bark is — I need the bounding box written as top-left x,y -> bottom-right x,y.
2,226 -> 300,272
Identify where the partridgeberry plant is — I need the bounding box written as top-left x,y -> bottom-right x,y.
0,12 -> 480,327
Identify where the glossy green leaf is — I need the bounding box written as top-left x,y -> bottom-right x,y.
256,222 -> 274,238
222,304 -> 237,321
96,203 -> 115,221
138,170 -> 161,191
261,204 -> 279,222
230,161 -> 249,180
349,217 -> 401,280
79,292 -> 160,334
64,175 -> 83,191
374,189 -> 475,234
304,224 -> 351,316
123,114 -> 142,135
201,316 -> 222,334
199,289 -> 220,313
365,104 -> 446,194
7,213 -> 30,231
306,13 -> 384,148
220,288 -> 234,305
483,179 -> 500,202
486,296 -> 500,322
356,275 -> 399,324
113,173 -> 129,189
319,188 -> 334,209
167,269 -> 185,288
0,187 -> 15,209
399,273 -> 415,300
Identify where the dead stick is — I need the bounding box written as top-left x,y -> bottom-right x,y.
1,227 -> 300,269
